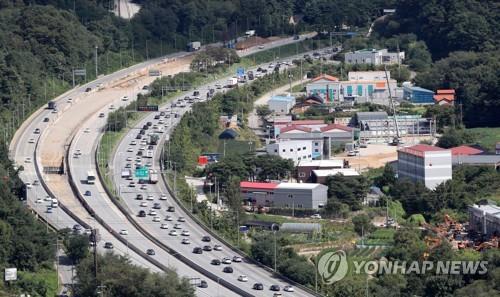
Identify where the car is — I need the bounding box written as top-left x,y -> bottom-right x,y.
167,206 -> 175,212
139,130 -> 146,135
283,285 -> 295,292
140,202 -> 148,207
159,223 -> 169,230
84,128 -> 90,133
310,214 -> 322,219
174,223 -> 182,229
177,216 -> 185,222
181,230 -> 190,236
122,96 -> 129,101
138,210 -> 146,217
202,236 -> 211,242
140,185 -> 147,190
223,266 -> 233,273
181,238 -> 191,245
84,190 -> 92,196
139,146 -> 146,151
146,249 -> 155,255
24,157 -> 32,163
232,256 -> 243,263
136,194 -> 143,200
109,104 -> 115,110
146,195 -> 154,200
153,203 -> 161,210
126,157 -> 133,162
211,259 -> 221,265
98,113 -> 105,118
148,210 -> 157,216
159,194 -> 167,200
193,247 -> 203,254
43,117 -> 50,122
347,151 -> 357,156
34,128 -> 41,134
165,215 -> 173,221
125,163 -> 132,169
135,134 -> 142,140
221,257 -> 232,264
253,283 -> 264,290
152,216 -> 161,222
44,196 -> 52,201
213,245 -> 223,251
270,285 -> 280,291
273,293 -> 283,297
130,141 -> 137,146
104,242 -> 114,249
25,182 -> 32,189
28,138 -> 35,144
46,207 -> 53,213
33,180 -> 39,186
198,280 -> 208,288
127,147 -> 133,152
203,245 -> 212,251
73,224 -> 82,231
35,198 -> 43,204
238,275 -> 248,282
119,229 -> 128,235
51,109 -> 59,114
258,45 -> 265,49
169,230 -> 178,236
146,121 -> 153,126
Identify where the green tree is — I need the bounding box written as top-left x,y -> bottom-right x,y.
65,233 -> 90,264
326,175 -> 369,211
351,214 -> 374,236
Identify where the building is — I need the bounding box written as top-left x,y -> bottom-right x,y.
469,203 -> 500,236
218,128 -> 238,139
274,119 -> 326,137
312,168 -> 360,184
268,95 -> 296,115
397,144 -> 452,189
266,140 -> 312,165
305,74 -> 339,104
344,49 -> 405,65
452,155 -> 500,169
434,89 -> 455,105
496,143 -> 500,155
403,86 -> 435,104
240,181 -> 328,209
297,159 -> 346,183
450,145 -> 483,156
356,111 -> 434,141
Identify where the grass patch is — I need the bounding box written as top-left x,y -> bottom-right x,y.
17,269 -> 58,297
467,127 -> 500,153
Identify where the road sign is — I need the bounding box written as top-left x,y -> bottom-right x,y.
4,268 -> 17,281
135,167 -> 149,178
137,105 -> 159,112
73,69 -> 86,76
236,67 -> 245,77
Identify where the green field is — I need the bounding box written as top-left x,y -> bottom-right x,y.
17,269 -> 58,297
467,127 -> 500,152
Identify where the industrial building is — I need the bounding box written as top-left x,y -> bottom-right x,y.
356,111 -> 434,141
403,85 -> 435,104
344,49 -> 405,65
312,168 -> 360,184
267,95 -> 296,115
469,203 -> 500,237
397,144 -> 452,189
297,159 -> 345,183
240,181 -> 328,209
266,140 -> 313,165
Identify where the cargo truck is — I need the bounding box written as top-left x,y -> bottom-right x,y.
187,41 -> 201,52
47,101 -> 56,109
226,77 -> 238,88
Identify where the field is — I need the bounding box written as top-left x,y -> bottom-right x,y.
17,269 -> 58,297
467,127 -> 500,152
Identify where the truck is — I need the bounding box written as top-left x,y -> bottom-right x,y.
47,101 -> 56,110
226,77 -> 238,88
247,71 -> 254,80
187,41 -> 201,52
148,69 -> 161,76
149,134 -> 159,145
121,169 -> 131,178
149,170 -> 158,184
245,30 -> 256,37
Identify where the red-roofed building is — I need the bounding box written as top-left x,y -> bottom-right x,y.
450,145 -> 483,156
240,181 -> 278,190
434,89 -> 455,105
311,74 -> 339,82
398,144 -> 452,189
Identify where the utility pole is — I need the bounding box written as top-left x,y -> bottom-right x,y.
95,45 -> 98,78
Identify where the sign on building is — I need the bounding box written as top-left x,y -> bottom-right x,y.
4,268 -> 17,281
135,167 -> 149,178
137,105 -> 159,112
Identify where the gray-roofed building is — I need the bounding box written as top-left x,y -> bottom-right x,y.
469,203 -> 500,236
280,223 -> 321,234
452,155 -> 500,169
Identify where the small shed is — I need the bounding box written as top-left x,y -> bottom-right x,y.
218,129 -> 239,140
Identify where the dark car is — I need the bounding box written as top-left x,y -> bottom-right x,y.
85,87 -> 92,92
143,125 -> 149,130
104,242 -> 114,249
139,130 -> 146,135
198,280 -> 208,288
193,247 -> 203,254
202,236 -> 211,242
193,90 -> 200,96
146,249 -> 155,255
84,190 -> 92,196
223,266 -> 233,273
293,35 -> 300,40
154,115 -> 160,120
98,113 -> 105,118
73,224 -> 82,231
137,151 -> 143,156
148,145 -> 154,150
253,283 -> 264,290
153,203 -> 161,209
43,117 -> 50,122
270,285 -> 281,291
136,194 -> 143,200
135,134 -> 142,140
203,245 -> 212,252
167,206 -> 175,212
211,259 -> 221,265
147,121 -> 153,126
138,210 -> 146,217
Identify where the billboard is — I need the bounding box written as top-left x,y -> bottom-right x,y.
4,268 -> 17,281
137,105 -> 159,112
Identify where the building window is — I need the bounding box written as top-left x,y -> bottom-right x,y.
297,204 -> 303,208
303,147 -> 306,150
314,142 -> 319,146
298,172 -> 306,177
274,149 -> 278,153
290,149 -> 293,152
315,149 -> 319,152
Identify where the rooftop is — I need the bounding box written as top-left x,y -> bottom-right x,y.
471,204 -> 500,218
399,144 -> 449,157
450,145 -> 483,156
240,181 -> 278,190
280,125 -> 313,133
270,95 -> 295,102
436,89 -> 455,94
320,123 -> 353,132
356,111 -> 388,121
313,169 -> 360,177
311,74 -> 339,82
276,183 -> 325,190
408,86 -> 434,93
298,159 -> 344,168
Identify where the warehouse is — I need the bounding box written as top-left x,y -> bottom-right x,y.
240,181 -> 328,209
469,203 -> 500,237
267,95 -> 296,115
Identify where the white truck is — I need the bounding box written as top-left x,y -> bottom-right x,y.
187,41 -> 201,52
226,77 -> 238,88
149,170 -> 158,184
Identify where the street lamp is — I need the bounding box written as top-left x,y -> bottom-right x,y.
95,45 -> 98,79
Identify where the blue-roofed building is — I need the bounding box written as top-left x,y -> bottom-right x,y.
403,86 -> 435,104
268,95 -> 296,115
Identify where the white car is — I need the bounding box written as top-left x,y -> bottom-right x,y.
119,229 -> 128,235
25,183 -> 32,189
258,45 -> 265,49
169,230 -> 178,236
28,138 -> 35,144
35,198 -> 43,204
140,202 -> 148,207
310,214 -> 322,219
213,245 -> 223,251
140,185 -> 147,190
146,195 -> 154,201
181,230 -> 190,236
84,128 -> 90,133
24,157 -> 32,163
174,223 -> 182,229
284,285 -> 295,292
347,151 -> 357,156
165,216 -> 173,221
177,217 -> 186,222
109,104 -> 115,109
44,196 -> 52,202
148,210 -> 157,216
130,141 -> 137,145
122,96 -> 129,101
153,216 -> 161,222
237,275 -> 248,282
127,148 -> 133,152
159,194 -> 167,200
221,257 -> 232,264
126,157 -> 133,161
232,256 -> 243,263
181,238 -> 190,244
160,223 -> 169,229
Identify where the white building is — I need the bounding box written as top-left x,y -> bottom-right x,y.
469,203 -> 500,236
345,49 -> 405,65
267,140 -> 312,165
268,95 -> 296,115
397,144 -> 452,189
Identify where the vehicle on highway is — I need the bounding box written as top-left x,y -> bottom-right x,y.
232,256 -> 243,262
51,199 -> 59,208
283,285 -> 295,292
153,203 -> 161,209
127,147 -> 133,152
253,283 -> 264,290
84,190 -> 92,196
181,230 -> 190,236
140,202 -> 147,207
146,249 -> 155,255
148,210 -> 157,216
130,141 -> 137,145
136,194 -> 143,200
181,238 -> 190,244
34,128 -> 41,134
273,293 -> 283,297
221,257 -> 232,264
211,259 -> 221,265
160,223 -> 169,229
165,215 -> 173,221
138,210 -> 146,217
202,235 -> 211,242
145,194 -> 154,200
98,113 -> 105,118
169,230 -> 178,236
28,138 -> 35,143
25,182 -> 32,189
129,181 -> 136,187
135,134 -> 142,139
122,96 -> 129,101
238,275 -> 248,282
270,284 -> 281,291
167,206 -> 175,212
44,196 -> 52,202
177,216 -> 185,222
199,280 -> 208,288
73,224 -> 82,232
223,266 -> 233,273
119,229 -> 128,235
43,117 -> 50,122
36,198 -> 43,204
203,245 -> 212,251
160,194 -> 167,200
24,157 -> 32,163
213,245 -> 223,251
84,128 -> 90,133
104,242 -> 114,249
46,207 -> 53,213
193,247 -> 203,254
174,223 -> 182,229
87,171 -> 96,185
152,216 -> 161,222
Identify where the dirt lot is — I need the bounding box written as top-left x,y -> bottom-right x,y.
338,144 -> 398,171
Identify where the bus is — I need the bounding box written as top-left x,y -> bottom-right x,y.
87,171 -> 96,184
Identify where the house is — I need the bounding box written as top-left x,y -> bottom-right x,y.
398,144 -> 452,189
297,159 -> 346,183
344,49 -> 405,65
219,115 -> 238,129
469,203 -> 500,237
434,89 -> 455,105
291,95 -> 325,113
268,95 -> 296,115
218,129 -> 238,139
312,168 -> 360,184
266,140 -> 312,165
240,181 -> 328,209
403,86 -> 435,104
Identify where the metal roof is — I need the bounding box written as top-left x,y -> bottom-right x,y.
280,223 -> 321,233
276,183 -> 326,190
298,159 -> 344,168
269,95 -> 295,102
313,169 -> 360,177
356,111 -> 388,121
